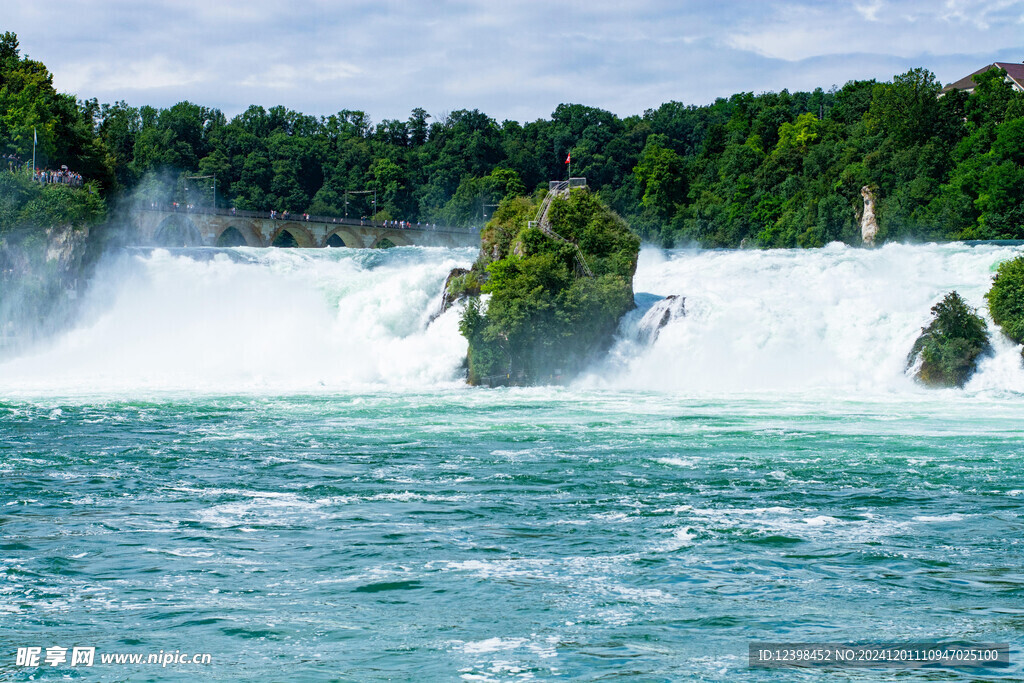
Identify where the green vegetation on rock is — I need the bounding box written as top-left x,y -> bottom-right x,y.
459,188 -> 639,385
0,170 -> 105,236
908,291 -> 990,387
986,255 -> 1024,350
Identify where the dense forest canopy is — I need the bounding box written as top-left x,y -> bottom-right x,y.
3,30 -> 1024,247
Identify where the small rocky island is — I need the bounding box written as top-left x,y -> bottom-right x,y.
907,291 -> 989,387
450,184 -> 640,385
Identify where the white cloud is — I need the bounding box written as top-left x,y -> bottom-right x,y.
727,0 -> 1024,62
855,0 -> 885,21
239,61 -> 362,89
727,26 -> 846,63
56,57 -> 207,93
941,0 -> 1024,28
313,62 -> 362,83
8,0 -> 1024,121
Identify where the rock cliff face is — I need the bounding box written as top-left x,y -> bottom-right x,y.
0,223 -> 93,354
45,224 -> 91,283
637,295 -> 685,344
429,267 -> 480,324
860,186 -> 879,246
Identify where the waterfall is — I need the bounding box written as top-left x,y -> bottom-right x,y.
3,241 -> 1023,397
588,242 -> 1024,396
0,246 -> 476,393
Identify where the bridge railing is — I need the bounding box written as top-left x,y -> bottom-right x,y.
548,177 -> 586,192
138,204 -> 480,235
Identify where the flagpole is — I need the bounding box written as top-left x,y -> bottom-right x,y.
32,127 -> 36,178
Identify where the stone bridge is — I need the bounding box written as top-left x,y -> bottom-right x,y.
134,207 -> 481,249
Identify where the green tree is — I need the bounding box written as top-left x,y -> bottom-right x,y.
633,135 -> 687,219
868,68 -> 941,146
986,256 -> 1024,348
909,291 -> 989,387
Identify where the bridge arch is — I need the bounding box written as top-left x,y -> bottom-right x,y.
215,223 -> 262,247
153,215 -> 203,247
325,227 -> 364,248
371,231 -> 412,248
270,223 -> 316,248
134,208 -> 480,249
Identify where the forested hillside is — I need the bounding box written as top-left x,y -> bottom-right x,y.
3,30 -> 1023,247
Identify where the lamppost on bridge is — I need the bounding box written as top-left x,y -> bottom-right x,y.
184,174 -> 217,209
345,189 -> 377,221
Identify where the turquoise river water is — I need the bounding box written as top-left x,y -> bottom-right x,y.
1,243 -> 1023,681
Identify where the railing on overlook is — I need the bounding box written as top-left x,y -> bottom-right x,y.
534,178 -> 594,278
548,177 -> 587,192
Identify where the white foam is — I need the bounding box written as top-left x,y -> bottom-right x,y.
457,637 -> 528,654
586,242 -> 1024,396
0,246 -> 475,393
912,513 -> 968,522
5,241 -> 1024,398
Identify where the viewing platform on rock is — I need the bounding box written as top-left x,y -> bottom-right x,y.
134,205 -> 481,249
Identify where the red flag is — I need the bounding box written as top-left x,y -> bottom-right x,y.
565,153 -> 571,164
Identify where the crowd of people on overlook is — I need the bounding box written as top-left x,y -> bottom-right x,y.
34,166 -> 83,187
3,155 -> 84,188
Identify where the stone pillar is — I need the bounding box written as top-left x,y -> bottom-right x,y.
860,186 -> 879,247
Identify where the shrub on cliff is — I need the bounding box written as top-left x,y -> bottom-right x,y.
0,170 -> 105,353
908,291 -> 989,387
0,170 -> 105,235
460,188 -> 639,385
986,255 -> 1024,348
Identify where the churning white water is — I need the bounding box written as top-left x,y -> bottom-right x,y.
1,241 -> 1022,396
0,247 -> 476,393
590,242 -> 1024,396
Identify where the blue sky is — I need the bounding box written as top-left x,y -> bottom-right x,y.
10,0 -> 1024,123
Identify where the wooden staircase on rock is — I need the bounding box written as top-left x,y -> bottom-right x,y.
531,180 -> 594,278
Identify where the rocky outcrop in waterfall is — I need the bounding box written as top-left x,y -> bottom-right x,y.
429,267 -> 481,324
459,188 -> 639,386
860,186 -> 879,247
637,295 -> 685,344
907,291 -> 989,388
